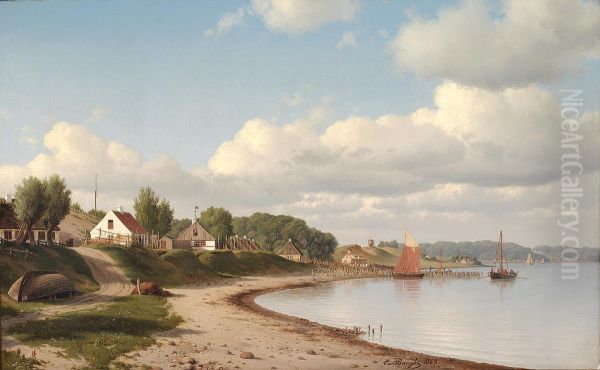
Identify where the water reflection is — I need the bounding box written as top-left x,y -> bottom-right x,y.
256,264 -> 599,369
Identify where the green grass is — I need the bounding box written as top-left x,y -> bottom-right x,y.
0,244 -> 99,316
198,250 -> 308,276
7,295 -> 181,370
1,350 -> 42,370
92,245 -> 217,287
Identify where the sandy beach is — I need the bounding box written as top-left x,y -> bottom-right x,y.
119,274 -> 514,370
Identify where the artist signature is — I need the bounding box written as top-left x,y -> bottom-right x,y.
383,357 -> 439,368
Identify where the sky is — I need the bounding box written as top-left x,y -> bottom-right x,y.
1,0 -> 599,248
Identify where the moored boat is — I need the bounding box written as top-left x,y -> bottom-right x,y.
489,230 -> 517,280
393,232 -> 425,279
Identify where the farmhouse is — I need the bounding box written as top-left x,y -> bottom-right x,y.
0,200 -> 62,244
341,245 -> 369,266
90,207 -> 148,246
157,221 -> 216,251
278,239 -> 303,262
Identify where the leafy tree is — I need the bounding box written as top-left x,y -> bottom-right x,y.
167,218 -> 192,238
42,175 -> 71,245
198,207 -> 233,248
70,202 -> 83,212
88,209 -> 107,222
156,198 -> 174,236
133,186 -> 159,234
232,212 -> 337,260
377,240 -> 400,248
14,176 -> 48,245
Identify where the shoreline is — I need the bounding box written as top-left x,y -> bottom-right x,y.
228,275 -> 517,370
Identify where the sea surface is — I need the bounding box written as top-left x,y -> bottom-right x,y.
256,263 -> 600,369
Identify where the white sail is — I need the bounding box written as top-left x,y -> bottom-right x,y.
405,231 -> 420,251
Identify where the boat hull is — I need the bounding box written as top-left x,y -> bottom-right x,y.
393,272 -> 425,279
488,271 -> 517,280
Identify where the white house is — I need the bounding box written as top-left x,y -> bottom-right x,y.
90,207 -> 148,246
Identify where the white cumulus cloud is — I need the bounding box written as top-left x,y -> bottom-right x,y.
251,0 -> 359,34
205,7 -> 246,37
337,31 -> 357,50
389,0 -> 600,88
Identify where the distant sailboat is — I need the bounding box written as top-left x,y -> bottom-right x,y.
527,253 -> 534,265
540,258 -> 545,264
489,230 -> 518,280
393,232 -> 425,279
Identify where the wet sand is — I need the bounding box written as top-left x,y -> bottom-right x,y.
120,274 -> 516,370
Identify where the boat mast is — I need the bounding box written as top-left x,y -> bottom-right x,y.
439,247 -> 443,271
499,230 -> 504,271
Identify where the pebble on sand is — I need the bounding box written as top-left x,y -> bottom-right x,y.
240,351 -> 255,359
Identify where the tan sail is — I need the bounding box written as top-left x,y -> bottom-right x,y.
393,232 -> 423,278
527,253 -> 534,265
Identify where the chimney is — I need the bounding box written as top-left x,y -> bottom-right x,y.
114,205 -> 123,212
4,193 -> 11,202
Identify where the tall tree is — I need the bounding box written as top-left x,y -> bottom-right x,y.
167,218 -> 192,238
42,175 -> 71,246
14,176 -> 47,245
198,207 -> 233,248
133,186 -> 159,233
156,198 -> 174,236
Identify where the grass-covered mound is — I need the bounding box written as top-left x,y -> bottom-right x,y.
0,244 -> 98,315
93,245 -> 217,287
7,295 -> 181,369
198,250 -> 307,276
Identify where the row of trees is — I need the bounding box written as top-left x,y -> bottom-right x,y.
13,175 -> 71,246
162,207 -> 338,260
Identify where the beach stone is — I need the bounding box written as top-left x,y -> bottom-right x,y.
180,364 -> 194,370
181,356 -> 196,364
240,351 -> 255,359
168,341 -> 176,346
226,350 -> 232,355
297,356 -> 306,360
306,349 -> 316,355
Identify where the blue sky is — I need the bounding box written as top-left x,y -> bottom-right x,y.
1,0 -> 599,247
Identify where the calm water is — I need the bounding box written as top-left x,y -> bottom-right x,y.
256,264 -> 600,369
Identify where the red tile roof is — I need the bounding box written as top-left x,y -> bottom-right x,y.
113,211 -> 147,234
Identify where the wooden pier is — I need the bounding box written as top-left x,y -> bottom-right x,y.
423,270 -> 482,278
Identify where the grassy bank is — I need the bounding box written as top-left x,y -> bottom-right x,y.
2,350 -> 42,370
0,245 -> 98,316
6,295 -> 181,370
93,245 -> 307,287
334,245 -> 487,268
93,245 -> 218,287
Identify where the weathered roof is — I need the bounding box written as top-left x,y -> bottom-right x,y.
176,221 -> 214,241
345,245 -> 368,257
8,271 -> 77,302
278,240 -> 302,256
160,235 -> 173,240
113,211 -> 147,234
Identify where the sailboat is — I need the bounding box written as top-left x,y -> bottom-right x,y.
393,232 -> 425,279
527,253 -> 534,265
489,230 -> 518,280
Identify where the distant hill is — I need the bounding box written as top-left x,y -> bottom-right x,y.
366,240 -> 599,263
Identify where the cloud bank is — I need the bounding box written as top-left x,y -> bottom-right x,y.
2,81 -> 598,246
389,0 -> 600,88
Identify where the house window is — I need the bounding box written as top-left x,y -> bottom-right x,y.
108,220 -> 114,230
3,230 -> 12,240
193,228 -> 198,237
38,231 -> 45,240
193,240 -> 206,247
51,232 -> 56,241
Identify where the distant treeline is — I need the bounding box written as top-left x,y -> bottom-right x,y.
168,209 -> 337,260
378,239 -> 599,262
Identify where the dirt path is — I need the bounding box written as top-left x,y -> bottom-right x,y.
2,246 -> 134,369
